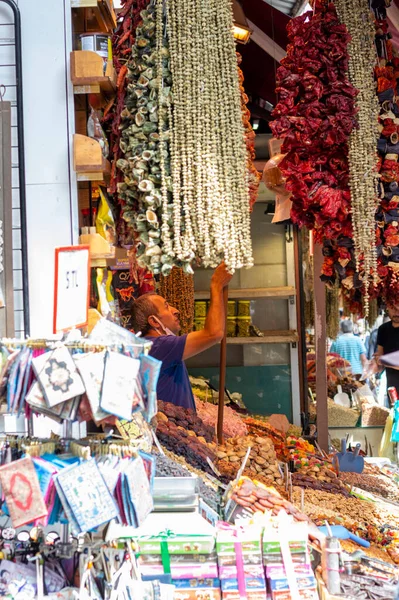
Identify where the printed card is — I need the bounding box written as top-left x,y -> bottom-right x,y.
100,351 -> 141,420
32,346 -> 85,407
0,456 -> 48,528
74,351 -> 109,424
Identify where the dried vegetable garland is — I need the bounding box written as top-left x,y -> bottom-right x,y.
158,267 -> 194,334
333,0 -> 380,314
270,1 -> 359,308
165,0 -> 253,272
270,2 -> 356,242
103,0 -> 150,245
115,2 -> 187,276
237,52 -> 261,210
373,0 -> 399,307
112,0 -> 253,276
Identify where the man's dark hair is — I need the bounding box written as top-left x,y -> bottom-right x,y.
341,319 -> 353,334
131,292 -> 159,335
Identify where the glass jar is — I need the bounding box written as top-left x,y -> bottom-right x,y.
237,300 -> 251,317
237,316 -> 251,337
194,301 -> 207,318
194,318 -> 205,331
227,317 -> 237,337
227,300 -> 237,317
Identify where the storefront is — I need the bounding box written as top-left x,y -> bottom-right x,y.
1,0 -> 399,598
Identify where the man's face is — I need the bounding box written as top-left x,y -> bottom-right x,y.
388,304 -> 399,325
150,295 -> 181,335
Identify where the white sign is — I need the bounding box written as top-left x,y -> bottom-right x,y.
53,245 -> 90,333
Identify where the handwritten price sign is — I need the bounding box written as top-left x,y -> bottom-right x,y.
53,245 -> 90,333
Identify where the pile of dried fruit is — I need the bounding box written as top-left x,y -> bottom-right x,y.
243,417 -> 286,456
195,397 -> 247,438
228,477 -> 310,523
157,400 -> 215,443
292,472 -> 350,497
216,436 -> 284,487
297,463 -> 337,482
156,420 -> 218,478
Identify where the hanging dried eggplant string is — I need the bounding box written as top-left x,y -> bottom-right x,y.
367,298 -> 378,330
158,267 -> 194,334
326,281 -> 340,340
334,0 -> 380,316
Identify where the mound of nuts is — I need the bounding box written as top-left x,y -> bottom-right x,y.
216,435 -> 284,486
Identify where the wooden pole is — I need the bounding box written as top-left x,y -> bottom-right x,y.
313,243 -> 329,452
217,286 -> 229,444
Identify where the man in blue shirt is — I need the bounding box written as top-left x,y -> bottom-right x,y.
131,264 -> 232,410
330,320 -> 367,377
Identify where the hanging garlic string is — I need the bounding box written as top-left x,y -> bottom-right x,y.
334,0 -> 380,316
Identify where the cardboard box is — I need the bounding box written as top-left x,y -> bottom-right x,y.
270,590 -> 318,600
218,564 -> 264,579
220,577 -> 266,592
262,523 -> 308,565
140,563 -> 219,579
174,589 -> 221,600
173,579 -> 220,588
134,535 -> 215,555
221,591 -> 266,600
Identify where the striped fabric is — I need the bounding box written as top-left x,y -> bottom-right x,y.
330,333 -> 366,375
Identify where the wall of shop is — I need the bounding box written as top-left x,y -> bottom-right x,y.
0,0 -> 78,337
187,205 -> 298,422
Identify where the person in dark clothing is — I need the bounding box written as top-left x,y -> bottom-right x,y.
377,306 -> 399,392
131,263 -> 232,410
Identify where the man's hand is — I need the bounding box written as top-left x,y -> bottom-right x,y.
183,263 -> 232,360
211,262 -> 233,290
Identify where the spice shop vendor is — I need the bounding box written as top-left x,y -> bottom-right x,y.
131,264 -> 232,409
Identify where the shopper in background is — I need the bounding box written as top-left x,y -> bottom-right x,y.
330,320 -> 367,378
131,263 -> 232,410
376,305 -> 399,393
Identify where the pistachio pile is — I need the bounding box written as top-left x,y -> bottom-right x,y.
216,436 -> 284,486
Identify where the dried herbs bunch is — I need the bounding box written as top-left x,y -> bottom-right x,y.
165,0 -> 253,272
158,267 -> 194,334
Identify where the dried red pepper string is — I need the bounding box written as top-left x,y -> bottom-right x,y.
271,1 -> 358,296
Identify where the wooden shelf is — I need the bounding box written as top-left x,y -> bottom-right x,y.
71,0 -> 117,33
194,286 -> 296,300
73,133 -> 110,183
71,51 -> 116,95
226,330 -> 298,344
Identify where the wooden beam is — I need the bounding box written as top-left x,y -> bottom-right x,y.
314,243 -> 329,452
217,287 -> 229,444
246,19 -> 286,62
